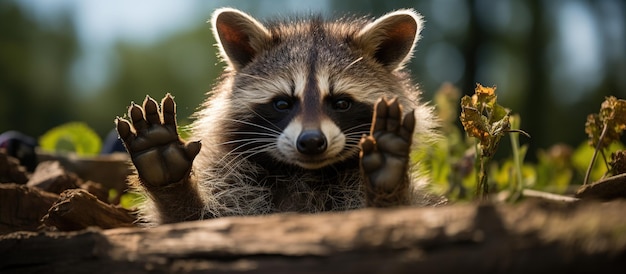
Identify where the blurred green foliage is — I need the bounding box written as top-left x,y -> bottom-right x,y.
421,84 -> 625,201
109,188 -> 145,210
39,122 -> 102,156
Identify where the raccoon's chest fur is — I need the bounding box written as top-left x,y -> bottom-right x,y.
259,160 -> 364,213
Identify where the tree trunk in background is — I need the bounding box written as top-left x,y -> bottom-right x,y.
524,0 -> 552,153
462,0 -> 480,97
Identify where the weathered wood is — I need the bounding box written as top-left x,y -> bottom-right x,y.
79,180 -> 110,203
0,150 -> 29,184
0,184 -> 59,234
1,160 -> 131,234
576,173 -> 626,200
27,161 -> 81,194
2,201 -> 626,273
41,189 -> 137,231
36,152 -> 131,192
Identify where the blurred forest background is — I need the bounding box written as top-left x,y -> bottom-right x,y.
1,0 -> 625,160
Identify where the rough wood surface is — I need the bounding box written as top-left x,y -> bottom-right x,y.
36,152 -> 131,192
0,150 -> 29,184
576,173 -> 626,200
41,189 -> 137,231
79,180 -> 110,203
2,201 -> 626,273
0,184 -> 59,234
26,161 -> 81,194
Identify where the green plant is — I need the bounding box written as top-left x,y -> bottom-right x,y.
108,188 -> 145,210
39,122 -> 102,156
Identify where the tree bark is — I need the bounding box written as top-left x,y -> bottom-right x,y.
2,200 -> 626,273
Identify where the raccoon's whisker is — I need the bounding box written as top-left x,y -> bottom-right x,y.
241,104 -> 283,132
345,136 -> 368,142
343,142 -> 364,149
345,138 -> 367,145
216,137 -> 273,157
220,118 -> 282,135
345,131 -> 366,136
221,139 -> 276,160
345,129 -> 370,134
220,143 -> 277,177
219,138 -> 276,146
342,57 -> 363,73
223,119 -> 282,135
343,144 -> 362,150
229,131 -> 280,137
218,140 -> 275,165
237,73 -> 271,82
343,124 -> 371,133
222,132 -> 279,140
344,132 -> 371,142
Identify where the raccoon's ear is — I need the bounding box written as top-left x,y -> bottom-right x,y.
354,9 -> 423,71
211,8 -> 271,71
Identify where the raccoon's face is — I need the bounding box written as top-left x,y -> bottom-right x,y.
247,66 -> 375,169
211,8 -> 423,170
228,49 -> 376,169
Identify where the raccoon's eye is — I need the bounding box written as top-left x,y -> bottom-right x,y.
332,99 -> 352,111
273,99 -> 292,112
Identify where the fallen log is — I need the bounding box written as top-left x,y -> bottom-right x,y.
1,201 -> 626,273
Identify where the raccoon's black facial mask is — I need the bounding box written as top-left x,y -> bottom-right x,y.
224,92 -> 372,170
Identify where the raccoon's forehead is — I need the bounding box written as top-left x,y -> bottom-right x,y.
265,16 -> 367,37
231,20 -> 388,105
232,61 -> 384,107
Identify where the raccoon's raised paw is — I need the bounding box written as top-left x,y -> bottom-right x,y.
360,97 -> 415,201
115,94 -> 201,188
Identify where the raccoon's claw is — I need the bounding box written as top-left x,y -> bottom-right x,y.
116,94 -> 200,188
360,97 -> 414,206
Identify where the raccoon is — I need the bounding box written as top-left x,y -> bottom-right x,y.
115,8 -> 439,225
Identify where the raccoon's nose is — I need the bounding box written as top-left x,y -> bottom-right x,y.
297,130 -> 327,155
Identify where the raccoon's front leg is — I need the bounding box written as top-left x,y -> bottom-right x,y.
360,97 -> 415,207
115,94 -> 204,223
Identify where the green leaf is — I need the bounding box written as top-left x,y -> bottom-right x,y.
39,122 -> 102,156
119,191 -> 145,210
490,104 -> 510,125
